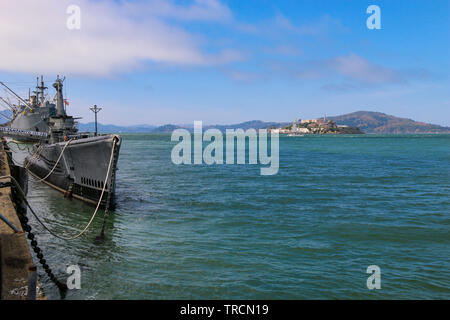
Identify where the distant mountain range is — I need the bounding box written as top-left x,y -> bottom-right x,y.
77,122 -> 158,133
326,111 -> 450,134
78,112 -> 449,134
77,120 -> 289,133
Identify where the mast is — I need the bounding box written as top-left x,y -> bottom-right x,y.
33,77 -> 39,103
89,105 -> 102,136
37,75 -> 48,104
53,75 -> 66,117
33,75 -> 48,105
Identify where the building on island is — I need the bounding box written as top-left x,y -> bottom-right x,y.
272,114 -> 361,135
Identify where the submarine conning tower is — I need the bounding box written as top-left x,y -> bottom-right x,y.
47,76 -> 77,144
53,76 -> 66,117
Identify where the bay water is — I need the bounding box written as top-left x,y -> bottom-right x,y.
11,134 -> 449,299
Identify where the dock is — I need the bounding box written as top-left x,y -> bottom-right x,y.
0,138 -> 44,299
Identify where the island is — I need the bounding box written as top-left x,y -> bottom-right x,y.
270,117 -> 364,135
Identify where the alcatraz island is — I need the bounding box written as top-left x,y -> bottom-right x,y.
270,116 -> 364,135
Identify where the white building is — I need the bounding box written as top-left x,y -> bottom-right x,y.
298,128 -> 310,133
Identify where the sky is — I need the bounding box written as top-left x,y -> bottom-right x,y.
0,0 -> 449,126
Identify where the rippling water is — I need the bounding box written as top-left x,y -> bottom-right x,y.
10,134 -> 450,299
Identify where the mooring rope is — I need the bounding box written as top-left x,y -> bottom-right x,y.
27,138 -> 73,181
0,138 -> 117,240
6,140 -> 66,176
28,144 -> 43,162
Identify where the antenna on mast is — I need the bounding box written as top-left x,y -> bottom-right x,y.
89,105 -> 102,136
35,75 -> 47,105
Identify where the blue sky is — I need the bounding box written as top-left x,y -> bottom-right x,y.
0,0 -> 448,126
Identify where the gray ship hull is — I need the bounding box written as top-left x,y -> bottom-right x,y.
24,134 -> 121,208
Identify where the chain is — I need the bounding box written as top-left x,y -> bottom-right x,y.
12,185 -> 68,292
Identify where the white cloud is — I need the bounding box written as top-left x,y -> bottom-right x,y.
260,53 -> 433,91
0,0 -> 240,76
270,54 -> 409,84
248,13 -> 349,36
122,0 -> 232,22
329,54 -> 405,85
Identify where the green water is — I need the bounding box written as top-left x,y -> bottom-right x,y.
12,134 -> 450,299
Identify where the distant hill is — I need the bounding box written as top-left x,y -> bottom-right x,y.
76,114 -> 450,134
77,120 -> 288,133
77,122 -> 157,133
327,111 -> 450,134
209,120 -> 288,132
152,124 -> 184,133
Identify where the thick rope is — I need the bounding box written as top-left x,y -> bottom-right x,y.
0,138 -> 117,240
28,138 -> 73,182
